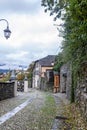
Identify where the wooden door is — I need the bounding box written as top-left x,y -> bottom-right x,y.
54,75 -> 59,87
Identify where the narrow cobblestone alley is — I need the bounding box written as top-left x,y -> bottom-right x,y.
0,89 -> 69,130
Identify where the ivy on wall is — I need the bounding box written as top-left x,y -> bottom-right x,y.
41,0 -> 87,102
53,52 -> 64,72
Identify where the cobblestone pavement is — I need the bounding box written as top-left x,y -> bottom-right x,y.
0,89 -> 69,130
0,89 -> 37,117
0,89 -> 46,130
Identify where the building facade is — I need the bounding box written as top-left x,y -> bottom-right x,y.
32,55 -> 56,89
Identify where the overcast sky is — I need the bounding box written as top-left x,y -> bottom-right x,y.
0,0 -> 62,69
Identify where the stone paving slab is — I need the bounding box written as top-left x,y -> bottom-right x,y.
53,93 -> 70,105
51,93 -> 70,130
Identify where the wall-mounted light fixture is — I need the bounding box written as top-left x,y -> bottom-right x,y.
0,19 -> 11,39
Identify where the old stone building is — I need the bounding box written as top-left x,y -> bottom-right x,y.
32,55 -> 56,89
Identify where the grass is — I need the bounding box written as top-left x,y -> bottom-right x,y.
26,93 -> 57,130
36,94 -> 57,129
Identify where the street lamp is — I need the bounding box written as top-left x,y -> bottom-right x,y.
0,19 -> 11,39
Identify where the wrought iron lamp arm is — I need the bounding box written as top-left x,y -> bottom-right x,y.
0,19 -> 9,27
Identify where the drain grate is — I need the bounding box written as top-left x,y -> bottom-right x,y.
55,116 -> 68,120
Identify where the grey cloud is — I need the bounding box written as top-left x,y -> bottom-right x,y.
0,64 -> 6,66
18,41 -> 57,60
0,44 -> 19,54
0,0 -> 41,14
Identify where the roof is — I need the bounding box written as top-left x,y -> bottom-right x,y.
37,55 -> 56,67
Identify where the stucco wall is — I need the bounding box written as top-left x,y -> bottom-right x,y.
41,67 -> 53,77
32,62 -> 41,88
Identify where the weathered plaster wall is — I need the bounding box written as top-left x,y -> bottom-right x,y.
41,67 -> 53,77
32,62 -> 41,88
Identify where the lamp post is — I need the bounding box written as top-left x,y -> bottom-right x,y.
0,19 -> 11,39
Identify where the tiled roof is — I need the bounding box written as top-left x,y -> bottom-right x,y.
38,55 -> 56,67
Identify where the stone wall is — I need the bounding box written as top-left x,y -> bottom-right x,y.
60,62 -> 87,120
60,64 -> 72,100
40,76 -> 53,91
75,62 -> 87,120
0,82 -> 15,101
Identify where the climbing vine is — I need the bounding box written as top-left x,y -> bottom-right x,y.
41,0 -> 87,102
53,52 -> 64,72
